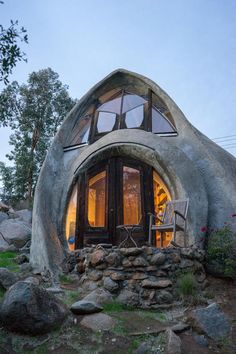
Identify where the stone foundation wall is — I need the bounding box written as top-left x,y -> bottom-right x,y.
74,246 -> 206,308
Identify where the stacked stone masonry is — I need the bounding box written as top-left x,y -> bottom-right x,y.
74,246 -> 206,308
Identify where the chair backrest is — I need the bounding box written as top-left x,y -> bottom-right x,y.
163,199 -> 189,225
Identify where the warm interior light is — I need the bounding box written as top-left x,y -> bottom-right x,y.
153,171 -> 171,247
123,166 -> 142,225
88,170 -> 106,227
65,186 -> 78,251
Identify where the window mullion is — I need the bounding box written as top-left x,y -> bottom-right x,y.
88,100 -> 99,143
147,89 -> 152,132
118,89 -> 125,130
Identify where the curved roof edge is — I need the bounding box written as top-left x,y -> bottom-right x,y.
61,68 -> 189,130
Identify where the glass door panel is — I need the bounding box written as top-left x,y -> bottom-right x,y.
153,171 -> 171,247
65,185 -> 78,251
123,166 -> 142,225
88,170 -> 106,227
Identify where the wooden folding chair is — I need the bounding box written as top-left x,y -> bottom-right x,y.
148,199 -> 189,247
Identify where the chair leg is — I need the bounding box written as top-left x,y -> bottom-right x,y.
173,213 -> 177,243
173,225 -> 176,243
148,215 -> 153,245
183,221 -> 187,247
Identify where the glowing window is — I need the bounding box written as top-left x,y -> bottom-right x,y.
88,171 -> 106,227
65,185 -> 78,251
123,166 -> 142,225
153,171 -> 171,247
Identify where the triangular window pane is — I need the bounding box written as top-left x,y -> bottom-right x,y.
97,97 -> 122,114
152,108 -> 175,133
122,94 -> 147,113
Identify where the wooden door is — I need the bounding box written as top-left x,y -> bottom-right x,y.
78,157 -> 153,247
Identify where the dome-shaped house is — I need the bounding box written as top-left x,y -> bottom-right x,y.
30,69 -> 236,273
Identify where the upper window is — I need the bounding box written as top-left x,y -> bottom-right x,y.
69,115 -> 92,146
125,105 -> 144,128
64,89 -> 177,150
97,112 -> 116,133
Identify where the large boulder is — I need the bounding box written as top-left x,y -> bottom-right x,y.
0,281 -> 67,334
190,303 -> 231,340
0,268 -> 18,290
0,237 -> 9,251
16,209 -> 32,224
0,212 -> 8,224
0,219 -> 31,249
15,209 -> 32,224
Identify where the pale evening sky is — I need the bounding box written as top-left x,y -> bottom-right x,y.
1,0 -> 236,163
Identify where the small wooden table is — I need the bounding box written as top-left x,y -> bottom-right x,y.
116,224 -> 141,248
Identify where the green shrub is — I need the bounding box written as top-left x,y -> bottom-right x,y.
0,251 -> 19,272
177,272 -> 197,297
207,225 -> 236,278
59,273 -> 74,284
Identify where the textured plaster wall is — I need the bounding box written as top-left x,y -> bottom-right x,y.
30,69 -> 236,274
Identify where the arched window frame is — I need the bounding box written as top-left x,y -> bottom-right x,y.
64,88 -> 177,151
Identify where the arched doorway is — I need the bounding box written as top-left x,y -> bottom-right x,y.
66,157 -> 171,249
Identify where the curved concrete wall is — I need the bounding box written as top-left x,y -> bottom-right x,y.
31,69 -> 236,274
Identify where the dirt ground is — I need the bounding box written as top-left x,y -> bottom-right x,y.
1,276 -> 236,354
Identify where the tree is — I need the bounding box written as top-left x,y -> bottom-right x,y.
0,2 -> 28,84
0,68 -> 75,203
0,162 -> 15,203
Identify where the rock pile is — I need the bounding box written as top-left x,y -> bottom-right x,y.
75,246 -> 206,308
0,208 -> 32,252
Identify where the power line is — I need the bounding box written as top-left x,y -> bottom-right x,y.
214,138 -> 236,143
212,134 -> 236,141
221,144 -> 236,148
218,145 -> 236,150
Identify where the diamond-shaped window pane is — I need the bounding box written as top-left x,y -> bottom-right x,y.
122,94 -> 147,114
97,97 -> 122,114
152,108 -> 175,133
97,112 -> 116,133
125,105 -> 144,128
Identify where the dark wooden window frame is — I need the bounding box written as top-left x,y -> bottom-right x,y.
68,88 -> 177,148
